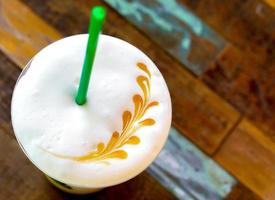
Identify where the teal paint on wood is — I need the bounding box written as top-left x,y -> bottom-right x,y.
148,128 -> 236,200
104,0 -> 226,75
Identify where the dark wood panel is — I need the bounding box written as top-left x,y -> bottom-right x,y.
22,0 -> 240,155
0,51 -> 20,137
215,119 -> 275,199
202,45 -> 275,143
179,0 -> 275,65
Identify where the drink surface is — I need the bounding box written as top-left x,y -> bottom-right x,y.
11,34 -> 172,188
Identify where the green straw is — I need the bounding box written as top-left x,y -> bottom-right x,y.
75,6 -> 106,105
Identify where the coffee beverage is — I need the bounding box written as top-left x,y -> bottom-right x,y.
11,34 -> 172,191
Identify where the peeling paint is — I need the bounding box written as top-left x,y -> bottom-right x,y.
107,0 -> 173,31
105,0 -> 225,75
148,128 -> 236,200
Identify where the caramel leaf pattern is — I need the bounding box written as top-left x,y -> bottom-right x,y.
45,62 -> 158,162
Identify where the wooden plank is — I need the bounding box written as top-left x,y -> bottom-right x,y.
202,44 -> 275,144
214,118 -> 275,199
0,51 -> 20,138
22,0 -> 240,155
225,183 -> 261,200
104,0 -> 225,75
179,0 -> 275,60
0,0 -> 61,68
149,127 -> 236,200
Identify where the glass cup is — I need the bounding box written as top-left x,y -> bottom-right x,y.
11,34 -> 171,194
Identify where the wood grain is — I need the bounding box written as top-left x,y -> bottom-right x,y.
105,0 -> 275,148
215,118 -> 275,199
104,0 -> 225,75
179,0 -> 275,62
0,51 -> 20,138
202,45 -> 275,143
0,0 -> 61,68
149,127 -> 236,200
104,0 -> 275,145
22,0 -> 240,155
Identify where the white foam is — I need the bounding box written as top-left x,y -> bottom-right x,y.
11,34 -> 172,188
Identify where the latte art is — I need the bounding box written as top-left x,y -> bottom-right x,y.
45,62 -> 159,162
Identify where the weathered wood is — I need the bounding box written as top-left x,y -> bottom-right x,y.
203,45 -> 275,143
104,0 -> 225,75
149,127 -> 236,200
179,0 -> 275,61
214,119 -> 275,199
97,4 -> 274,198
22,0 -> 240,155
0,0 -> 61,68
0,51 -> 20,138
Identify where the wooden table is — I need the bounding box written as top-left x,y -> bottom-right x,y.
0,0 -> 274,199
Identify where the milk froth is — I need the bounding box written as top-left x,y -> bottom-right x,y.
11,34 -> 172,188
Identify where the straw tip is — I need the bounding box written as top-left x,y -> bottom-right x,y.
75,97 -> 86,105
92,6 -> 106,20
